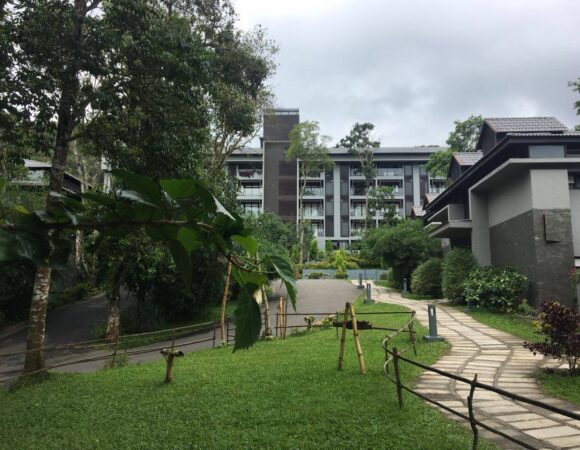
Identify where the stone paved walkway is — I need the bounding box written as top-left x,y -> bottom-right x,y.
368,283 -> 580,450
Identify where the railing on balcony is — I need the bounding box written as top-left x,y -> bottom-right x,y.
350,209 -> 366,217
311,229 -> 324,237
377,167 -> 403,177
350,188 -> 367,196
303,209 -> 324,218
428,187 -> 446,194
303,188 -> 324,196
239,188 -> 262,197
237,169 -> 262,179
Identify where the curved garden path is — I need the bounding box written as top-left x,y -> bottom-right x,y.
369,282 -> 580,450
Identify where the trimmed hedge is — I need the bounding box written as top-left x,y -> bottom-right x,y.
441,248 -> 477,303
411,258 -> 442,298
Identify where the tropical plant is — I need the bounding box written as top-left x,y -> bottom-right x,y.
441,248 -> 478,303
524,300 -> 580,376
0,172 -> 297,373
461,266 -> 528,312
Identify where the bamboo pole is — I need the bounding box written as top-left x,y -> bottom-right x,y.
280,297 -> 287,339
337,303 -> 349,370
468,374 -> 479,450
261,288 -> 271,337
408,312 -> 417,356
349,303 -> 366,375
393,347 -> 404,408
220,261 -> 232,346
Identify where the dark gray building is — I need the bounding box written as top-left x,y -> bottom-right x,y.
425,117 -> 580,307
227,108 -> 448,249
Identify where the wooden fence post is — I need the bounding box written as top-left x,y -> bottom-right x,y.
349,303 -> 366,375
468,374 -> 479,450
393,346 -> 404,408
337,303 -> 349,370
408,312 -> 417,356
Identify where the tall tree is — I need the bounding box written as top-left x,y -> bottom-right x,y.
426,115 -> 484,177
286,121 -> 333,265
337,122 -> 380,228
1,0 -> 112,373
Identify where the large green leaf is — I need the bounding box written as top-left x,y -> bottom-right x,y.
167,240 -> 193,291
233,284 -> 262,350
232,234 -> 258,256
177,227 -> 198,253
112,169 -> 163,207
159,179 -> 199,199
0,230 -> 17,261
269,254 -> 297,309
119,190 -> 161,209
81,192 -> 117,209
231,266 -> 267,288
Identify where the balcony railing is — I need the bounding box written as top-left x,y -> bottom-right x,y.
303,209 -> 324,218
303,188 -> 324,196
428,187 -> 446,194
311,229 -> 324,237
350,189 -> 367,196
239,188 -> 262,197
377,168 -> 403,177
350,209 -> 366,217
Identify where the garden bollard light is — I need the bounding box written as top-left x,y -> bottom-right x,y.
358,273 -> 364,289
365,283 -> 372,303
464,299 -> 474,313
423,304 -> 444,342
402,277 -> 408,293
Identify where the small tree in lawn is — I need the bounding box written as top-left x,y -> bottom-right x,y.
337,123 -> 380,229
309,239 -> 319,261
286,121 -> 333,265
369,220 -> 440,287
524,300 -> 579,376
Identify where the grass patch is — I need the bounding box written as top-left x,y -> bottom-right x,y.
376,280 -> 397,290
0,300 -> 498,450
401,292 -> 433,301
460,307 -> 542,343
535,370 -> 580,405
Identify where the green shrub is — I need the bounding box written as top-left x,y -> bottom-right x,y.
462,266 -> 528,312
309,239 -> 319,261
441,248 -> 477,303
411,258 -> 442,298
334,269 -> 348,279
307,272 -> 325,279
379,271 -> 388,281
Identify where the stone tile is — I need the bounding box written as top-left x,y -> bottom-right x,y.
496,413 -> 546,422
509,419 -> 560,430
480,405 -> 529,414
524,425 -> 580,439
544,435 -> 580,447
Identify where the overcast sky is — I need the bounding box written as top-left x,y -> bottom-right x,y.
233,0 -> 580,147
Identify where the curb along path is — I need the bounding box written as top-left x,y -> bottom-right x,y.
369,283 -> 580,450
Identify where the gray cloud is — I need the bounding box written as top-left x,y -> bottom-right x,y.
235,0 -> 580,146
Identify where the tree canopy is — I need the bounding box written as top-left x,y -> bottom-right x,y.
426,115 -> 484,177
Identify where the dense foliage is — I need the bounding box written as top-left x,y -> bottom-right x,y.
441,248 -> 477,303
0,259 -> 35,325
0,171 -> 296,350
426,115 -> 484,177
360,220 -> 440,287
411,258 -> 442,298
461,266 -> 528,312
524,300 -> 579,376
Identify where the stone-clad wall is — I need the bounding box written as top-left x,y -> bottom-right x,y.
490,209 -> 574,306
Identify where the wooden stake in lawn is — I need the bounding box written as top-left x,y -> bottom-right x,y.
337,302 -> 366,375
160,349 -> 184,383
220,261 -> 232,346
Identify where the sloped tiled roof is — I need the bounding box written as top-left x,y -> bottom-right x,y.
452,151 -> 483,166
485,117 -> 568,133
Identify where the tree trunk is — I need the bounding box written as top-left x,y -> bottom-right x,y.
105,287 -> 121,342
23,266 -> 52,374
298,183 -> 306,265
220,261 -> 232,345
23,3 -> 85,374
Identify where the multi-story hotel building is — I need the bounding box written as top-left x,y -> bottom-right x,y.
227,108 -> 447,249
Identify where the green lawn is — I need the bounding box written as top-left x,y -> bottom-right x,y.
463,308 -> 542,343
0,300 -> 498,450
462,308 -> 579,406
